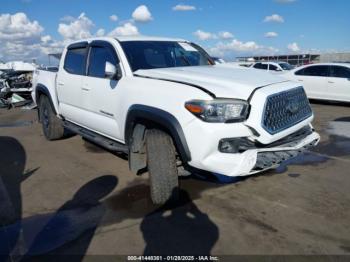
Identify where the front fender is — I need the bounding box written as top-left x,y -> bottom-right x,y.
125,104 -> 191,163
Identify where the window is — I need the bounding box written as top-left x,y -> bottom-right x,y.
88,46 -> 119,78
253,63 -> 268,70
253,63 -> 262,69
64,47 -> 88,75
279,63 -> 293,71
330,66 -> 350,78
295,65 -> 329,77
269,64 -> 278,71
120,41 -> 213,72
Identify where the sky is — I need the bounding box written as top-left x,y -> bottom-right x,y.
0,0 -> 349,64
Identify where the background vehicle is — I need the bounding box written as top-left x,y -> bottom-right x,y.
211,57 -> 226,64
283,63 -> 350,102
33,36 -> 320,204
251,61 -> 294,73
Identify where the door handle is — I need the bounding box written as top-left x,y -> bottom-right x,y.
57,81 -> 65,86
328,81 -> 335,84
81,87 -> 91,91
298,79 -> 303,82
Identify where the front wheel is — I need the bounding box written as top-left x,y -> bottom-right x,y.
39,96 -> 64,140
146,129 -> 179,205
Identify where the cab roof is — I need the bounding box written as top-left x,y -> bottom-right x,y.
115,36 -> 187,42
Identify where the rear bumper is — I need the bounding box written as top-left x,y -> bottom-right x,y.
187,128 -> 320,177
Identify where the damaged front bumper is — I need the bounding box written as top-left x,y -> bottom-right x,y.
190,125 -> 320,177
234,130 -> 320,176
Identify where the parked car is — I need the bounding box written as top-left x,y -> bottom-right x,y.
33,36 -> 320,204
211,57 -> 226,64
283,63 -> 350,102
251,61 -> 294,73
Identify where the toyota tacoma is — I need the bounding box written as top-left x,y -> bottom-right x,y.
33,36 -> 320,204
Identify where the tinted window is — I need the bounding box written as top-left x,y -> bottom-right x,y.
269,64 -> 278,71
88,46 -> 118,78
295,65 -> 329,77
64,47 -> 87,75
330,66 -> 350,78
253,63 -> 262,69
253,63 -> 268,70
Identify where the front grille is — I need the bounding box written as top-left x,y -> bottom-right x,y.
262,87 -> 312,134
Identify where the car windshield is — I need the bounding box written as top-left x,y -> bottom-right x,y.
279,62 -> 294,70
120,41 -> 214,72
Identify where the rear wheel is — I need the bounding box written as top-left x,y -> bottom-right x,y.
39,96 -> 64,140
146,129 -> 179,205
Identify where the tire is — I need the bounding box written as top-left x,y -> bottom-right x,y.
39,96 -> 64,140
146,129 -> 179,205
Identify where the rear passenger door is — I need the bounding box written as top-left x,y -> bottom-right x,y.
294,65 -> 329,99
80,40 -> 123,140
327,66 -> 350,102
57,42 -> 88,122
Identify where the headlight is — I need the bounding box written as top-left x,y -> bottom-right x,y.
185,99 -> 249,123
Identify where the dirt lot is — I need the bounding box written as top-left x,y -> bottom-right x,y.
1,102 -> 350,258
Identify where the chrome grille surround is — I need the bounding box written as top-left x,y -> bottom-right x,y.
262,87 -> 312,135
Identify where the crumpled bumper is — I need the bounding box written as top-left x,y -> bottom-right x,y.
192,131 -> 320,177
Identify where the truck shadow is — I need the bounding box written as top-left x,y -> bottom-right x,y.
0,136 -> 38,260
0,138 -> 118,262
141,189 -> 219,255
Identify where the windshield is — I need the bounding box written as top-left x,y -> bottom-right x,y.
279,62 -> 294,70
120,41 -> 214,72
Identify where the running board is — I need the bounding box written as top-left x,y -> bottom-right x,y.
64,121 -> 128,154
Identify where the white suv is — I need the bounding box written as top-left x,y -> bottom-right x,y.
33,36 -> 320,204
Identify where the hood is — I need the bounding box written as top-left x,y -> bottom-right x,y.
135,65 -> 289,100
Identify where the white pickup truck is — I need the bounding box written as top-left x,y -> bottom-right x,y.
33,36 -> 320,204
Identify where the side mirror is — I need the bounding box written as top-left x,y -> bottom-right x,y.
276,68 -> 282,72
105,61 -> 122,80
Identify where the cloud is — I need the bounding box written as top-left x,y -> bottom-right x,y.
274,0 -> 296,3
215,40 -> 261,52
218,31 -> 234,39
0,12 -> 52,62
58,12 -> 94,40
287,42 -> 300,52
172,4 -> 196,11
109,14 -> 118,22
96,28 -> 105,37
209,39 -> 279,59
193,30 -> 217,41
59,15 -> 75,23
41,35 -> 52,43
264,14 -> 284,23
265,32 -> 278,38
109,22 -> 139,37
132,5 -> 153,22
0,12 -> 43,43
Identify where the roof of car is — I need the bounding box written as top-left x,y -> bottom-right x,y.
255,61 -> 287,64
116,36 -> 187,42
297,63 -> 350,68
68,36 -> 187,44
307,62 -> 350,66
